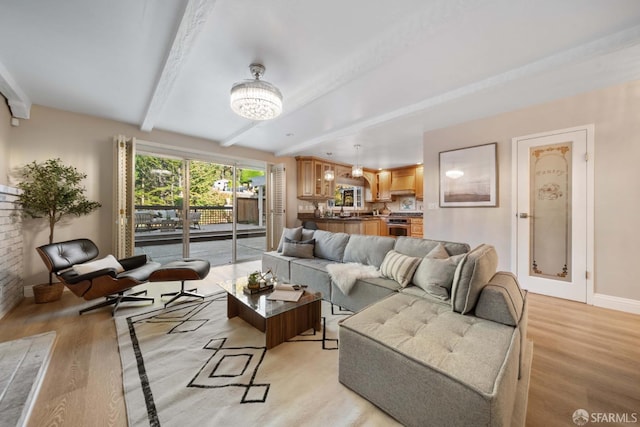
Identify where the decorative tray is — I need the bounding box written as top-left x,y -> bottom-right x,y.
243,284 -> 274,295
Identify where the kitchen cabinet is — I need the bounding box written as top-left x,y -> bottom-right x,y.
296,157 -> 335,200
410,217 -> 423,238
415,166 -> 424,200
314,161 -> 335,199
312,218 -> 381,236
297,158 -> 314,198
376,171 -> 392,201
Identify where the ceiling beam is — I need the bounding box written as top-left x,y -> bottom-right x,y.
276,23 -> 640,157
0,60 -> 31,119
140,0 -> 217,132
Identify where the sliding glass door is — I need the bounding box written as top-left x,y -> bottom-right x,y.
133,152 -> 266,266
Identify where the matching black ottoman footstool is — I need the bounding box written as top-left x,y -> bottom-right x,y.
149,259 -> 211,307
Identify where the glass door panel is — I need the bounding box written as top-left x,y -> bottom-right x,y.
188,160 -> 234,266
133,154 -> 185,264
235,166 -> 266,263
133,153 -> 267,267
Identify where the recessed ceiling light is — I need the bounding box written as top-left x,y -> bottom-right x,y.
416,161 -> 423,165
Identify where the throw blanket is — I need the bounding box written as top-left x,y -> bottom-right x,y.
326,262 -> 381,295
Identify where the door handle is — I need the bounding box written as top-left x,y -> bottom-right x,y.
518,213 -> 529,218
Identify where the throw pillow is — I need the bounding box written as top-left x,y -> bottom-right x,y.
426,243 -> 450,259
73,254 -> 124,275
379,250 -> 422,287
412,254 -> 465,300
277,226 -> 303,252
282,238 -> 315,258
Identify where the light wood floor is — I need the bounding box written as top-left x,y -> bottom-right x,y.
1,263 -> 639,427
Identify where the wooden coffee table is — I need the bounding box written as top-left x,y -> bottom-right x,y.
218,277 -> 322,349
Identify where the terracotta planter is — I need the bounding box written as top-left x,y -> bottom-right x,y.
33,282 -> 64,304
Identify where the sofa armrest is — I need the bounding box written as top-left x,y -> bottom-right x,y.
475,271 -> 529,380
475,271 -> 525,327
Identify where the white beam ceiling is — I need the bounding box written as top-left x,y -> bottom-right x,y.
0,60 -> 31,119
140,0 -> 218,132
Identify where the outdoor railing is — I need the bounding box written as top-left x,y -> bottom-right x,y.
136,199 -> 263,225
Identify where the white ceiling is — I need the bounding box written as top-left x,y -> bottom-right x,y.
1,0 -> 640,169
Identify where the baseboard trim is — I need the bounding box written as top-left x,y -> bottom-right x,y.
593,293 -> 640,315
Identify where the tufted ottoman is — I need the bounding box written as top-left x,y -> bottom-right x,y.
339,292 -> 523,427
149,259 -> 210,307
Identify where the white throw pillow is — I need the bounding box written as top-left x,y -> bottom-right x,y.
379,250 -> 422,287
73,255 -> 125,275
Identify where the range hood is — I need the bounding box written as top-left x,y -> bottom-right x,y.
390,169 -> 416,195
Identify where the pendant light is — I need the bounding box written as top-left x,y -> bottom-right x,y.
352,144 -> 363,178
324,153 -> 335,181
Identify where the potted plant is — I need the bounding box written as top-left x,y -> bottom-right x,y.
16,158 -> 102,303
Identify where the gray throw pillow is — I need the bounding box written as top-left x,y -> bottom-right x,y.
413,253 -> 466,299
426,243 -> 450,259
379,250 -> 422,287
301,229 -> 315,241
282,238 -> 315,258
277,226 -> 303,252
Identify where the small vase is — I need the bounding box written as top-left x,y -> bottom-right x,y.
313,208 -> 321,218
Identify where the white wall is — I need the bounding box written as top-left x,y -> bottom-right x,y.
8,105 -> 296,287
422,79 -> 640,302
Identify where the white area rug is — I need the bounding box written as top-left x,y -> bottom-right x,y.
115,293 -> 398,427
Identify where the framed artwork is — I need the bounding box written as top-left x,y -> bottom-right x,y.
439,142 -> 497,207
399,197 -> 416,210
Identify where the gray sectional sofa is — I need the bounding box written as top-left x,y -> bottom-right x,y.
261,227 -> 531,427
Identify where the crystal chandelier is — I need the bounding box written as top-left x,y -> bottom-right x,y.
324,153 -> 335,181
230,64 -> 283,121
352,144 -> 363,177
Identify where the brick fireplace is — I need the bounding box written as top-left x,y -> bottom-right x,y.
0,185 -> 23,318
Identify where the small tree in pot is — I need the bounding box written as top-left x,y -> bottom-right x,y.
16,158 -> 102,302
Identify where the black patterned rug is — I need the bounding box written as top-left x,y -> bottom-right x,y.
115,292 -> 397,427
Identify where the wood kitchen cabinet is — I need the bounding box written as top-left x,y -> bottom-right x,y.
314,161 -> 335,199
415,166 -> 424,200
297,158 -> 314,198
296,157 -> 335,200
313,219 -> 381,236
410,217 -> 423,238
376,171 -> 391,201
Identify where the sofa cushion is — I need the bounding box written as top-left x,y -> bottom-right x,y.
343,234 -> 396,267
313,230 -> 350,262
339,292 -> 521,427
276,226 -> 303,252
282,238 -> 315,258
261,251 -> 297,282
394,236 -> 470,258
301,228 -> 315,241
412,253 -> 466,300
451,244 -> 499,314
379,250 -> 422,287
475,272 -> 526,327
